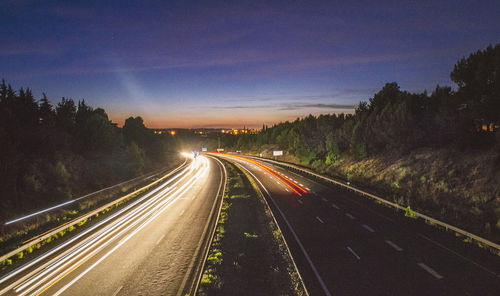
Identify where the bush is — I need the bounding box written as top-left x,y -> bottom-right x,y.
405,206 -> 417,218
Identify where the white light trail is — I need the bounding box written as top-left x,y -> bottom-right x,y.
2,156 -> 210,296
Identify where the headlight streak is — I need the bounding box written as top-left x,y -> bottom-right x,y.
211,153 -> 307,195
0,164 -> 191,290
51,158 -> 210,296
16,182 -> 179,295
0,157 -> 210,296
15,164 -> 197,294
47,157 -> 210,296
5,158 -> 189,226
17,157 -> 208,296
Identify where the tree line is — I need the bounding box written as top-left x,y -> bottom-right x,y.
233,45 -> 500,167
0,86 -> 178,220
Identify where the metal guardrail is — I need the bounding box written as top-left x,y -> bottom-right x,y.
5,161 -> 185,226
0,159 -> 189,263
250,156 -> 500,253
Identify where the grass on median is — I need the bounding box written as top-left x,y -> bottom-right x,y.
199,160 -> 306,296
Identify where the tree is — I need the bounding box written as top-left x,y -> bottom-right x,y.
56,97 -> 77,133
451,44 -> 500,122
39,94 -> 56,127
123,116 -> 148,146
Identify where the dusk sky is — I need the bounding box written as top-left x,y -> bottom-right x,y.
2,0 -> 499,128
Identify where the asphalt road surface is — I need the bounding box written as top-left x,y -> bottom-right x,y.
218,153 -> 500,296
0,155 -> 224,296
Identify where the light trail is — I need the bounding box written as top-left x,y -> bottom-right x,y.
4,158 -> 188,226
209,153 -> 307,195
0,156 -> 210,296
0,163 -> 191,288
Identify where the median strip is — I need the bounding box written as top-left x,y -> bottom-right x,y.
198,159 -> 306,295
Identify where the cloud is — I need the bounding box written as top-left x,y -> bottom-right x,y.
211,102 -> 355,111
280,103 -> 355,110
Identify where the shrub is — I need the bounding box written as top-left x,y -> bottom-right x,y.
244,232 -> 259,238
405,206 -> 417,218
78,218 -> 87,226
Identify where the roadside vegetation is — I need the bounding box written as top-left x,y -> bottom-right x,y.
211,44 -> 500,242
199,160 -> 306,296
0,86 -> 179,225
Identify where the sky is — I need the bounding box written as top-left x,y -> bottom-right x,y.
1,0 -> 499,128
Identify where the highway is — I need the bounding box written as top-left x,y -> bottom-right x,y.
217,153 -> 500,295
0,155 -> 225,296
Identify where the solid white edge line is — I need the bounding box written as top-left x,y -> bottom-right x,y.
181,155 -> 227,296
50,158 -> 209,296
237,163 -> 331,296
416,233 -> 497,277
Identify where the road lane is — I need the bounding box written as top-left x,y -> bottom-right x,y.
217,153 -> 500,296
0,155 -> 224,296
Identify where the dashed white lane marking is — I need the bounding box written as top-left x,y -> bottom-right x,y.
285,188 -> 290,192
417,263 -> 443,279
316,216 -> 324,224
179,209 -> 185,216
297,199 -> 303,204
385,240 -> 403,251
321,197 -> 328,202
331,203 -> 340,209
299,183 -> 304,187
345,213 -> 355,219
362,224 -> 375,233
347,246 -> 360,260
306,187 -> 311,191
156,234 -> 165,245
112,285 -> 123,296
294,180 -> 298,184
